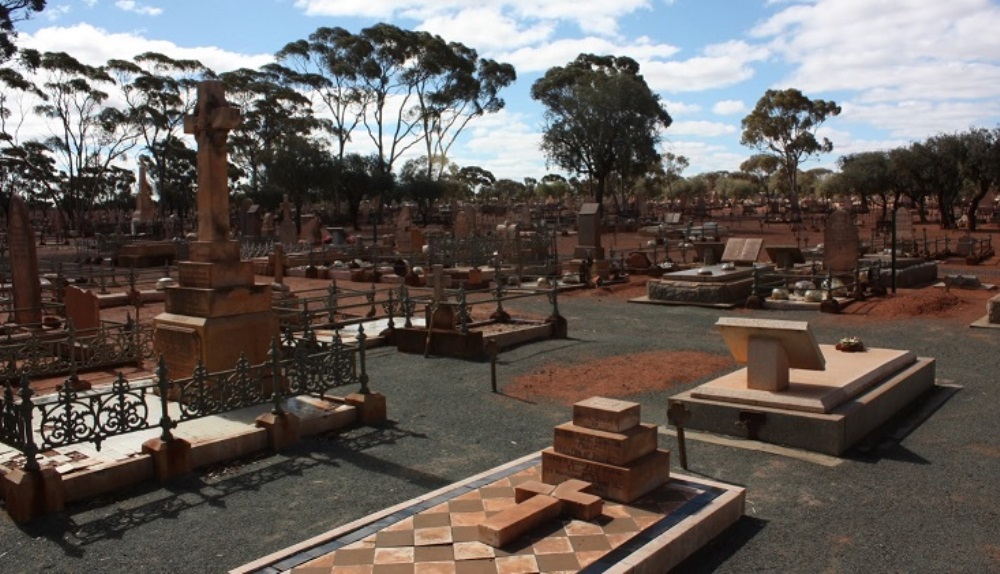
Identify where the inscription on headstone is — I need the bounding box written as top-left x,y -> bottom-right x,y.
721,238 -> 763,265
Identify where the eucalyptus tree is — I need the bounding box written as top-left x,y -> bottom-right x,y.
531,54 -> 671,208
219,65 -> 321,203
839,151 -> 892,221
0,0 -> 44,64
740,88 -> 840,214
32,51 -> 140,227
957,127 -> 1000,231
107,52 -> 210,216
275,26 -> 368,162
267,134 -> 336,230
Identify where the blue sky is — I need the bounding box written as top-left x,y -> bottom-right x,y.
15,0 -> 1000,182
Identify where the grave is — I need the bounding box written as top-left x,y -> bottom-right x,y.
154,80 -> 277,384
823,209 -> 860,274
668,317 -> 937,455
639,237 -> 768,307
276,195 -> 297,245
7,194 -> 42,325
131,162 -> 156,232
569,202 -> 611,279
63,285 -> 101,331
233,398 -> 745,574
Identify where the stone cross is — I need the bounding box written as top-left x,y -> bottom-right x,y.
478,479 -> 602,548
184,80 -> 241,243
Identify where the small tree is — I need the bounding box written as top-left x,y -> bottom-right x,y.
740,88 -> 840,215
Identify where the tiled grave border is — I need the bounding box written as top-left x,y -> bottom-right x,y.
234,452 -> 724,574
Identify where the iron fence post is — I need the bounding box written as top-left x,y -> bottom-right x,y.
155,356 -> 175,442
270,337 -> 283,415
18,374 -> 39,472
357,324 -> 370,395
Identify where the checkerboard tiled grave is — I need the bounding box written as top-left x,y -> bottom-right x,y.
234,397 -> 745,574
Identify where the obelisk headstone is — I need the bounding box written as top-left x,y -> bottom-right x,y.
7,194 -> 42,325
823,209 -> 860,273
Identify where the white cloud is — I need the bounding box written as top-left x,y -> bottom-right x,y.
712,99 -> 746,115
418,8 -> 554,52
661,100 -> 701,116
295,0 -> 654,38
82,0 -> 98,6
501,36 -> 678,74
44,5 -> 72,21
115,1 -> 163,16
668,120 -> 737,137
22,23 -> 272,73
643,40 -> 770,92
455,109 -> 547,179
661,140 -> 746,174
840,99 -> 1000,139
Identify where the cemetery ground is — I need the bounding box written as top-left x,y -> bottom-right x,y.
2,223 -> 1000,572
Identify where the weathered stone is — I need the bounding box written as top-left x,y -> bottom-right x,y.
64,285 -> 101,331
8,194 -> 42,325
572,397 -> 641,432
721,238 -> 763,265
823,209 -> 860,273
988,294 -> 1000,324
541,447 -> 670,503
553,421 -> 657,466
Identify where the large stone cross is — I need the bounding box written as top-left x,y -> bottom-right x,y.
184,80 -> 241,243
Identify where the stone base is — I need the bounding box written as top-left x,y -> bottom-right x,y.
255,412 -> 302,451
345,392 -> 387,425
669,357 -> 937,455
154,310 -> 278,382
541,447 -> 670,503
142,437 -> 193,481
647,276 -> 754,305
0,466 -> 65,523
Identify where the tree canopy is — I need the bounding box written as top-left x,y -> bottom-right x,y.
740,88 -> 840,214
531,53 -> 671,208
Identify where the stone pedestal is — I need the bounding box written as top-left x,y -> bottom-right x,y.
142,437 -> 193,481
0,466 -> 64,523
346,392 -> 387,425
256,412 -> 302,451
154,240 -> 277,382
542,397 -> 670,503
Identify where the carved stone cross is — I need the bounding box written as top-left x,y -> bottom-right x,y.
184,80 -> 241,243
478,479 -> 603,548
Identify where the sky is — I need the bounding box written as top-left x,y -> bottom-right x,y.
13,0 -> 1000,182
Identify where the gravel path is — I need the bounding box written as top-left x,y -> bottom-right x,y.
2,295 -> 999,573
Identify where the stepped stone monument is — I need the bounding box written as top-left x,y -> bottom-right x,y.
154,80 -> 276,382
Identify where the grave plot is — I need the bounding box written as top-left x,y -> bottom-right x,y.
392,264 -> 567,360
668,317 -> 938,455
233,398 -> 745,574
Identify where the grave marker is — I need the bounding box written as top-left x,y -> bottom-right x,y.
7,194 -> 42,325
823,209 -> 859,273
63,285 -> 100,331
721,238 -> 763,265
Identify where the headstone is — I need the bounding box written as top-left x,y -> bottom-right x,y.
453,209 -> 470,239
716,317 -> 825,392
575,203 -> 603,259
823,209 -> 860,273
155,80 -> 276,383
988,294 -> 1000,324
261,211 -> 275,237
300,214 -> 322,245
7,194 -> 42,325
895,207 -> 913,242
277,196 -> 297,245
63,285 -> 100,331
133,162 -> 156,223
721,238 -> 763,266
397,204 -> 413,230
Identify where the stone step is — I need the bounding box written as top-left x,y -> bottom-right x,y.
553,421 -> 658,466
541,447 -> 671,504
572,396 -> 641,432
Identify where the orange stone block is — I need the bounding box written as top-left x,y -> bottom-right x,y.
572,397 -> 641,432
477,493 -> 563,548
541,447 -> 671,503
553,421 -> 658,466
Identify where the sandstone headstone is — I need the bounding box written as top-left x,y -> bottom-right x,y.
895,207 -> 913,242
721,237 -> 763,266
397,204 -> 412,230
453,209 -> 470,239
988,294 -> 1000,324
133,162 -> 156,223
277,196 -> 297,245
824,209 -> 860,273
63,285 -> 100,331
716,317 -> 825,392
300,214 -> 321,245
575,203 -> 603,259
7,194 -> 42,325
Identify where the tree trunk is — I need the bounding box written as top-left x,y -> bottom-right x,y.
966,181 -> 989,232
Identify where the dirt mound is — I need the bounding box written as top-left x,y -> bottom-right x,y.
866,289 -> 967,318
504,350 -> 733,405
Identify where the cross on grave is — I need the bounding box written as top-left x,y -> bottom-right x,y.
477,479 -> 603,548
183,80 -> 242,243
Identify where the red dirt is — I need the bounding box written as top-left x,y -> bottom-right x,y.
504,350 -> 734,405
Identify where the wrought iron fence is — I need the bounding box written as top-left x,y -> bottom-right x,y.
0,320 -> 154,382
0,322 -> 369,469
426,232 -> 557,272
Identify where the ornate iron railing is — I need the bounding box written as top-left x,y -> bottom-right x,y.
0,320 -> 154,381
0,323 -> 368,464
